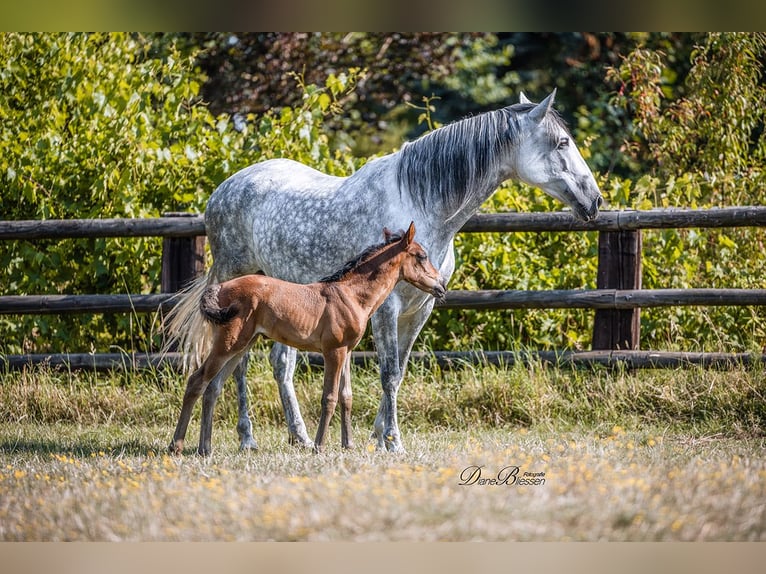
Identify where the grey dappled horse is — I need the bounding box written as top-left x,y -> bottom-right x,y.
167,90 -> 603,453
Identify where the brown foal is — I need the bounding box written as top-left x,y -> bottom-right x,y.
170,222 -> 446,455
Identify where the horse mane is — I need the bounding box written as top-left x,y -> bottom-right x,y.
319,231 -> 403,283
395,103 -> 570,215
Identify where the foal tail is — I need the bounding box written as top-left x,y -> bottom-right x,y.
162,273 -> 214,372
199,283 -> 239,325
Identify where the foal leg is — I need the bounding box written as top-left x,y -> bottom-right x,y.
339,354 -> 353,449
170,353 -> 233,455
233,353 -> 259,451
314,348 -> 346,453
170,367 -> 209,455
270,343 -> 313,448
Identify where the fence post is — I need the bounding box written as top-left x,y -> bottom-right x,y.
591,229 -> 642,350
160,212 -> 206,293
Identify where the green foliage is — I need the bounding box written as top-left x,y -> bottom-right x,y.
601,174 -> 766,352
0,33 -> 362,354
2,32 -> 765,357
597,33 -> 766,352
438,35 -> 516,106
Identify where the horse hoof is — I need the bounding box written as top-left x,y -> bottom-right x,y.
289,434 -> 314,449
383,432 -> 405,453
168,441 -> 183,456
239,437 -> 259,452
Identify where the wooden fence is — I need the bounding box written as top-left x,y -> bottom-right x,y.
2,207 -> 766,371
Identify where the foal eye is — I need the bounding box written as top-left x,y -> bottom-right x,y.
556,137 -> 569,150
416,252 -> 427,261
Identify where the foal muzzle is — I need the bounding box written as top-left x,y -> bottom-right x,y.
432,278 -> 447,301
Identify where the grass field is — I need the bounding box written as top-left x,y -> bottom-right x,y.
1,358 -> 765,541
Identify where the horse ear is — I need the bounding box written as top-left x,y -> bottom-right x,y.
404,221 -> 416,245
519,91 -> 531,104
527,88 -> 556,125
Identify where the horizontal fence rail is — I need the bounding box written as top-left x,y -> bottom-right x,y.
2,206 -> 765,371
0,216 -> 207,239
0,294 -> 175,315
3,288 -> 766,315
1,349 -> 763,373
441,288 -> 766,310
460,206 -> 766,232
3,206 -> 766,240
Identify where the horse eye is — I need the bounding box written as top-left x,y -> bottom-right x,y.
556,137 -> 569,150
416,252 -> 427,261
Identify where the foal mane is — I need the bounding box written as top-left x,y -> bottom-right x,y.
319,231 -> 403,283
395,103 -> 570,215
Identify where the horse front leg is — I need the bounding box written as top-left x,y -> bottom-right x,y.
233,353 -> 259,451
314,347 -> 346,453
371,298 -> 436,453
370,301 -> 405,453
339,353 -> 353,449
270,343 -> 313,448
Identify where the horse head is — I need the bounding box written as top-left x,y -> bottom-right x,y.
513,89 -> 603,221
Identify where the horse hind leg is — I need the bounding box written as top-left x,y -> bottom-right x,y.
270,343 -> 313,448
233,353 -> 259,451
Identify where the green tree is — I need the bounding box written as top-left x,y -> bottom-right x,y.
607,32 -> 766,199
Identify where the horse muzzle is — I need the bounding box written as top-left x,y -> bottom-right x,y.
572,192 -> 603,222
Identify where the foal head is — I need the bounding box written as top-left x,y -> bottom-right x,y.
387,222 -> 446,300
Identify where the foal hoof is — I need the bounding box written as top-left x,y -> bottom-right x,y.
168,441 -> 183,456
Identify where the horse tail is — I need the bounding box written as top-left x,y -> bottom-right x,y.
162,273 -> 214,373
199,283 -> 239,325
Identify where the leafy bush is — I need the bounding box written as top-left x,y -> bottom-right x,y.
0,33 -> 362,354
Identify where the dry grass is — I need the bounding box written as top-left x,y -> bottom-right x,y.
1,361 -> 765,541
1,423 -> 764,541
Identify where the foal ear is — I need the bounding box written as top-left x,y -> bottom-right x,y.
383,227 -> 394,242
404,221 -> 416,245
527,88 -> 556,125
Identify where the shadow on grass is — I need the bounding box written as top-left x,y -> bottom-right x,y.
0,437 -> 162,458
